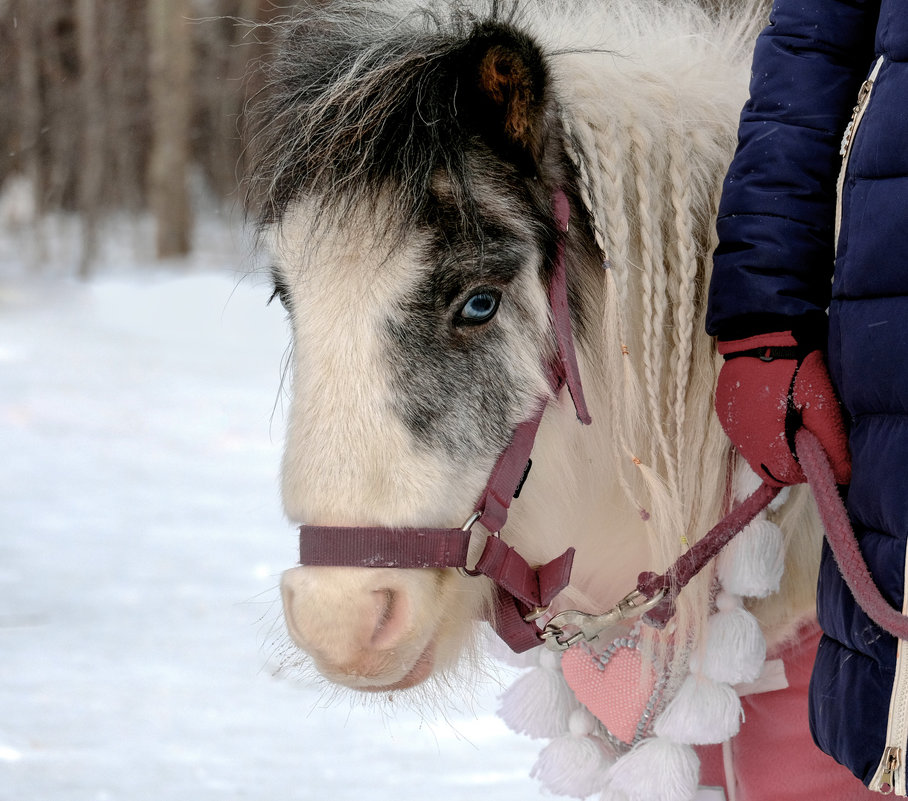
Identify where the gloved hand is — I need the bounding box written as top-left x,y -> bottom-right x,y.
715,331 -> 851,487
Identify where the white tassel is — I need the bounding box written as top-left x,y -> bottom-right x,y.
733,461 -> 790,509
498,649 -> 578,739
606,737 -> 700,801
531,708 -> 614,798
732,460 -> 763,501
695,593 -> 766,685
717,518 -> 785,598
653,674 -> 742,745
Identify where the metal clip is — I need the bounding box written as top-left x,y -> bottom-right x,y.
540,588 -> 665,651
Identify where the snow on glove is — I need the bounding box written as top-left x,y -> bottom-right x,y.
715,331 -> 851,487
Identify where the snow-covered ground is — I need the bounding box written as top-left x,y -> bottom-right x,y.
0,215 -> 546,801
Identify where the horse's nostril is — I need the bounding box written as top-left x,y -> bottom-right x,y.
280,571 -> 311,650
370,588 -> 409,649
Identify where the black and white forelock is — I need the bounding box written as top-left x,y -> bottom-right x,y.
246,0 -> 565,240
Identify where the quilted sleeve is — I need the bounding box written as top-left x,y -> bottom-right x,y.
706,0 -> 881,343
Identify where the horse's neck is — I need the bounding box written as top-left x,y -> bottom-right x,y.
507,384 -> 654,616
509,348 -> 820,650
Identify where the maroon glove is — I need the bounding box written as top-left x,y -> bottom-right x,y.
715,331 -> 851,487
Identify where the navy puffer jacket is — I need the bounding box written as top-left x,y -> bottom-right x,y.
707,0 -> 908,790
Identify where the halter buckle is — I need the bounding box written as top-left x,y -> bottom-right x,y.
456,511 -> 497,577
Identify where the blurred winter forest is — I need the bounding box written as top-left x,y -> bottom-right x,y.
0,0 -> 307,276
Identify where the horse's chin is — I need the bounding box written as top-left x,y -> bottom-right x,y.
310,636 -> 439,691
360,644 -> 436,692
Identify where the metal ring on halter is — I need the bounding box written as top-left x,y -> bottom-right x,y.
457,511 -> 490,578
539,625 -> 585,651
522,604 -> 551,623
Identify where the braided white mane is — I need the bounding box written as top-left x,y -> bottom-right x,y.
505,0 -> 821,664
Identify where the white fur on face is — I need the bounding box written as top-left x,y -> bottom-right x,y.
272,198 -> 518,689
275,204 -> 465,527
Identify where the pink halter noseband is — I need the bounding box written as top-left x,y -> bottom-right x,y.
297,189 -> 592,652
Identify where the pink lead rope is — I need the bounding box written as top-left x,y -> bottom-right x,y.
633,428 -> 908,642
796,428 -> 908,641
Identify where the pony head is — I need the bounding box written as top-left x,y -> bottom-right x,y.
252,4 -> 597,691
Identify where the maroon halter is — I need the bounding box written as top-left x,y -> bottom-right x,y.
297,189 -> 592,652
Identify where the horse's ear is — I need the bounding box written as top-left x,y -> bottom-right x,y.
460,24 -> 550,167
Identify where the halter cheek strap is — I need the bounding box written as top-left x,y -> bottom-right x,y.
296,397 -> 577,652
296,188 -> 591,653
549,188 -> 591,426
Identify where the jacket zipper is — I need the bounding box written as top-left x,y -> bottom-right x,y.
835,55 -> 884,250
846,58 -> 907,794
868,529 -> 908,795
875,747 -> 902,795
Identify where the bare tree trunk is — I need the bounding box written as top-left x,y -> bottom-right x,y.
41,3 -> 82,213
77,0 -> 105,278
14,0 -> 42,202
10,0 -> 45,270
106,0 -> 150,212
148,0 -> 192,259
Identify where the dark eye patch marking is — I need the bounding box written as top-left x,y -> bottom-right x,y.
386,312 -> 517,460
384,199 -> 547,461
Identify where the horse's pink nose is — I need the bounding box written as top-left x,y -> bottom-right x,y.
279,567 -> 419,685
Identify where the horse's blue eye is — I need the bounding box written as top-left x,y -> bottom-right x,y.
457,290 -> 501,325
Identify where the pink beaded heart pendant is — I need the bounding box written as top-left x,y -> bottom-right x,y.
560,627 -> 667,746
